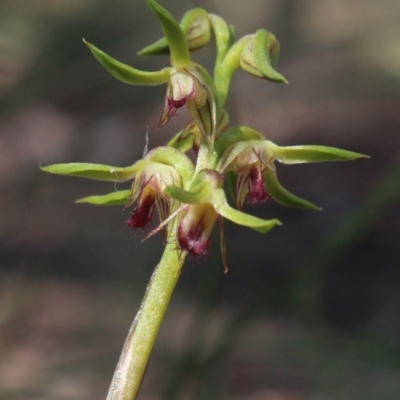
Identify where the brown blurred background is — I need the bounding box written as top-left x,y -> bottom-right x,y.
1,0 -> 400,399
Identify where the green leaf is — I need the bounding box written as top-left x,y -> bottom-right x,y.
76,190 -> 131,206
145,0 -> 190,67
139,8 -> 210,55
263,168 -> 320,210
212,189 -> 281,233
41,162 -> 140,182
269,142 -> 369,164
83,39 -> 171,85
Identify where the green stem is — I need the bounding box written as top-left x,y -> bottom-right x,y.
106,228 -> 186,400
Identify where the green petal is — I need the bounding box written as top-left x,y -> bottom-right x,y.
84,39 -> 171,85
212,189 -> 281,233
41,162 -> 141,181
145,0 -> 190,67
263,168 -> 320,210
76,190 -> 131,206
139,8 -> 210,55
268,142 -> 369,164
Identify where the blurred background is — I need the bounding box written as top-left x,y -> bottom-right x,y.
1,0 -> 400,399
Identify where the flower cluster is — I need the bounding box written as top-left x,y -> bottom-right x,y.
42,0 -> 366,270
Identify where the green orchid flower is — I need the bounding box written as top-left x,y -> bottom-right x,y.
84,0 -> 217,142
42,147 -> 195,238
216,126 -> 368,210
165,169 -> 280,270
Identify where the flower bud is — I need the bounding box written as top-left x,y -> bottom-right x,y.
240,29 -> 287,83
159,66 -> 216,141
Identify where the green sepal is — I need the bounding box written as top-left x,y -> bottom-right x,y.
167,130 -> 194,153
240,30 -> 287,83
212,189 -> 281,233
208,13 -> 235,64
217,139 -> 274,174
268,142 -> 369,164
76,190 -> 131,206
145,0 -> 190,67
41,162 -> 141,181
164,185 -> 204,204
263,168 -> 320,210
145,147 -> 195,186
83,40 -> 171,85
165,169 -> 223,203
139,8 -> 211,55
215,126 -> 264,157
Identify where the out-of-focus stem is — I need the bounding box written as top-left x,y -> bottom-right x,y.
106,224 -> 186,400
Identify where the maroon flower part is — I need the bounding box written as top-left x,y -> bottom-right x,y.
125,162 -> 181,235
159,67 -> 208,128
246,165 -> 271,204
226,144 -> 274,210
177,203 -> 217,256
126,185 -> 156,228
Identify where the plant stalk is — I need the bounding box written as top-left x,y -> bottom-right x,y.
107,227 -> 186,400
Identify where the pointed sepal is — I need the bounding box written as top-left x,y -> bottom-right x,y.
268,142 -> 369,164
145,0 -> 190,67
263,168 -> 320,210
41,162 -> 141,182
76,190 -> 131,206
139,8 -> 211,55
212,188 -> 281,233
83,40 -> 171,85
208,13 -> 235,64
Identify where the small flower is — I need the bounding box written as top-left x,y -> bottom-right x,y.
125,161 -> 181,231
216,126 -> 368,210
178,202 -> 218,256
42,147 -> 195,239
218,137 -> 275,209
159,66 -> 209,128
165,169 -> 280,267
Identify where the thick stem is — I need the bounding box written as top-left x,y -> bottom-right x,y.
106,231 -> 186,400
